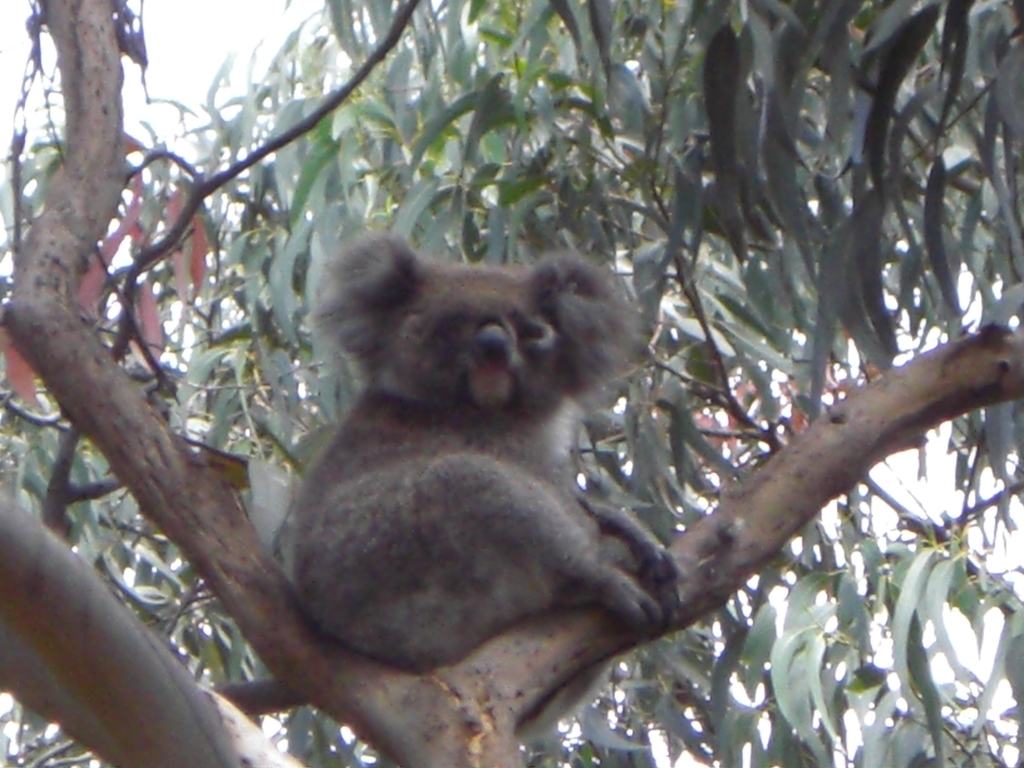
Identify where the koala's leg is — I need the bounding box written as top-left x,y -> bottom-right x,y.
530,501 -> 672,633
419,455 -> 670,635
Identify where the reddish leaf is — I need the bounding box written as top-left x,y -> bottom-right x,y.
168,189 -> 189,300
166,187 -> 184,223
189,215 -> 209,295
172,215 -> 209,304
124,134 -> 146,155
124,174 -> 144,229
172,249 -> 189,302
100,174 -> 144,265
0,328 -> 39,406
99,230 -> 125,264
136,281 -> 163,355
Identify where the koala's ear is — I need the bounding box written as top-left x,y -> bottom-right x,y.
314,234 -> 424,361
529,255 -> 639,392
530,256 -> 614,304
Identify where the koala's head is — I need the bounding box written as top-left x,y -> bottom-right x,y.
314,234 -> 637,415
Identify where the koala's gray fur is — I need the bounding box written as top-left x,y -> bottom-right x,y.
279,234 -> 678,673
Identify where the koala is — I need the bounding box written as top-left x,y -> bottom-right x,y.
279,233 -> 678,674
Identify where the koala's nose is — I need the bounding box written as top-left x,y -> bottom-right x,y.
474,323 -> 514,364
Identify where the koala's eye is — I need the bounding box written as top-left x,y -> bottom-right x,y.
519,317 -> 556,352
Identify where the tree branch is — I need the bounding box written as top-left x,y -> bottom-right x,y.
667,327 -> 1024,625
0,497 -> 238,768
475,327 -> 1024,729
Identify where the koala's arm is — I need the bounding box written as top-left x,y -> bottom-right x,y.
578,496 -> 679,615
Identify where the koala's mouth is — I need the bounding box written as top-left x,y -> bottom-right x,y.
469,362 -> 516,409
468,322 -> 520,409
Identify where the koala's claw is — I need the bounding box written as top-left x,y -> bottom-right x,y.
601,564 -> 679,634
640,593 -> 666,629
633,546 -> 680,629
642,546 -> 679,585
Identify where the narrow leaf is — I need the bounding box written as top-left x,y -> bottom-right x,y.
741,603 -> 777,699
809,193 -> 844,416
892,549 -> 937,686
864,5 -> 940,190
924,156 -> 960,314
986,403 -> 1012,483
862,0 -> 920,56
907,616 -> 945,764
806,634 -> 840,743
268,219 -> 311,344
190,214 -> 209,294
761,95 -> 812,257
850,190 -> 897,366
548,0 -> 581,45
609,64 -> 647,137
137,281 -> 164,355
770,629 -> 828,764
704,25 -> 740,189
290,133 -> 339,224
939,0 -> 975,127
1002,628 -> 1024,735
587,0 -> 613,80
393,178 -> 441,238
921,559 -> 972,682
704,24 -> 747,259
409,91 -> 478,170
995,41 -> 1024,141
466,74 -> 514,161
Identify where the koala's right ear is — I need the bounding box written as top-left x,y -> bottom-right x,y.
313,234 -> 424,361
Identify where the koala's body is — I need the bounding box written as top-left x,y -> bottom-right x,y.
281,234 -> 677,673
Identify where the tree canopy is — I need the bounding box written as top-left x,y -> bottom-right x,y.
2,0 -> 1024,766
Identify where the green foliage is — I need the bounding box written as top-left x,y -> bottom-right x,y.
4,0 -> 1024,766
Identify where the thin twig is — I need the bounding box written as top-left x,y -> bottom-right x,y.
43,426 -> 81,538
128,0 -> 422,278
1,393 -> 63,427
130,149 -> 198,179
67,478 -> 123,503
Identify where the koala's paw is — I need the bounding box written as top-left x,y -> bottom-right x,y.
635,538 -> 679,583
600,567 -> 677,634
608,529 -> 679,629
638,546 -> 680,623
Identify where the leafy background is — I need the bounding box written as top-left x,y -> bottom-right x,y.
3,0 -> 1024,766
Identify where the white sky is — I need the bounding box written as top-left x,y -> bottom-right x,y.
0,0 -> 322,145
